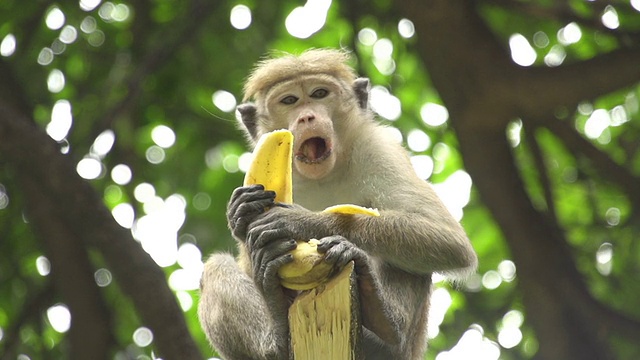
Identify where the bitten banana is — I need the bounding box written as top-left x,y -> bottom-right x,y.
242,129 -> 379,290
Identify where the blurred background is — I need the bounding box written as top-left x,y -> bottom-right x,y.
1,0 -> 639,359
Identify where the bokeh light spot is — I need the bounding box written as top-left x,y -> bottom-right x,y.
46,7 -> 66,30
47,304 -> 71,333
192,192 -> 211,211
132,194 -> 186,267
230,5 -> 252,30
47,69 -> 66,93
38,47 -> 54,65
0,185 -> 9,210
605,207 -> 620,226
91,129 -> 115,157
111,203 -> 134,228
497,260 -> 516,282
584,109 -> 610,139
432,170 -> 473,221
80,0 -> 102,12
46,100 -> 73,141
398,19 -> 415,39
60,25 -> 78,44
238,152 -> 253,173
36,256 -> 51,276
557,22 -> 582,45
111,164 -> 132,185
285,0 -> 331,39
133,327 -> 153,347
357,28 -> 377,46
370,86 -> 401,120
223,154 -> 240,173
411,155 -> 434,180
94,268 -> 112,287
421,103 -> 449,127
509,34 -> 536,67
544,45 -> 566,67
482,270 -> 502,290
87,30 -> 105,47
532,31 -> 549,48
407,129 -> 431,152
212,90 -> 237,112
151,125 -> 176,148
146,145 -> 166,164
436,325 -> 501,360
427,287 -> 452,339
601,6 -> 619,29
134,183 -> 155,203
77,157 -> 103,179
0,34 -> 17,57
80,16 -> 98,33
176,291 -> 194,311
506,120 -> 522,147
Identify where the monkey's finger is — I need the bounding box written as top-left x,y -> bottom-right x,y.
316,235 -> 347,253
253,240 -> 296,281
229,184 -> 265,204
232,197 -> 274,222
249,235 -> 294,270
227,186 -> 275,218
228,196 -> 275,235
248,227 -> 294,251
262,253 -> 294,292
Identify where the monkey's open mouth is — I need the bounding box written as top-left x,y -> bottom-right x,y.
296,137 -> 332,164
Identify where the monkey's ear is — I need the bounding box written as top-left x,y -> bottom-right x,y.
353,78 -> 370,110
236,102 -> 259,140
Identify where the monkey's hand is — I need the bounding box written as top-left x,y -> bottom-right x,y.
227,184 -> 276,241
318,235 -> 401,347
246,226 -> 297,328
316,235 -> 372,276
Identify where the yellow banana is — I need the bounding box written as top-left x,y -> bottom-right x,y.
241,129 -> 379,290
243,129 -> 294,204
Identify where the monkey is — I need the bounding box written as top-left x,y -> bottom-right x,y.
198,49 -> 477,360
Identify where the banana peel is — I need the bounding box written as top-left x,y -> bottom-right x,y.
242,129 -> 379,290
243,129 -> 294,204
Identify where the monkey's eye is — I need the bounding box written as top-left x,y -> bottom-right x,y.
310,88 -> 329,99
280,95 -> 298,105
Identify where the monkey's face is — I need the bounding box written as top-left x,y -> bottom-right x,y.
264,75 -> 348,180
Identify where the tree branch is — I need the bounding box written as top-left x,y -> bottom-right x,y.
0,101 -> 203,359
519,48 -> 640,119
88,0 -> 224,141
394,0 -> 636,357
21,174 -> 113,359
543,118 -> 640,207
524,123 -> 557,219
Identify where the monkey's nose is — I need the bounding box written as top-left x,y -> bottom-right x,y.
297,114 -> 315,124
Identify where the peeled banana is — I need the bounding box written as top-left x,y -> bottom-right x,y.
242,129 -> 379,290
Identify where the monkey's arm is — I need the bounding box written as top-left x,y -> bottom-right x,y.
247,190 -> 476,276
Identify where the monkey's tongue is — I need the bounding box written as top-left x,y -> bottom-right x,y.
297,137 -> 330,163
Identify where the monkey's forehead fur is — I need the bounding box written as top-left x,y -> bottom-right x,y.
243,49 -> 358,102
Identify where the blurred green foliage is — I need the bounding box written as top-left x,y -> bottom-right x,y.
1,0 -> 639,359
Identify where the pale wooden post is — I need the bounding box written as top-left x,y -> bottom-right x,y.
288,262 -> 362,359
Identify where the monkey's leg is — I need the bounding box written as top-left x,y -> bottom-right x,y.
198,253 -> 288,360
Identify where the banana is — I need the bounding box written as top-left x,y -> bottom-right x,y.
243,129 -> 294,204
241,129 -> 379,290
